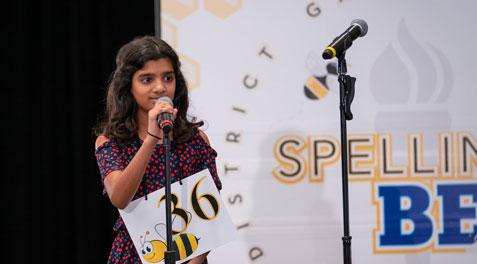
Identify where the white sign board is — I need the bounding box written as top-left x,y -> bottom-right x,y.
119,169 -> 237,264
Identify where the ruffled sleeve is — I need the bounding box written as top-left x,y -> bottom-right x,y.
95,141 -> 126,194
196,132 -> 222,191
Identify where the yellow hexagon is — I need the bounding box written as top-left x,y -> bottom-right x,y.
204,0 -> 242,19
179,54 -> 201,91
162,0 -> 199,20
161,19 -> 178,48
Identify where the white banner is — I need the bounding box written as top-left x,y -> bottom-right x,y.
119,169 -> 237,264
162,1 -> 477,263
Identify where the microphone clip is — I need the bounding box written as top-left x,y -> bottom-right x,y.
337,54 -> 355,121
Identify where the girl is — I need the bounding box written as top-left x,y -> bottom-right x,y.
94,36 -> 221,264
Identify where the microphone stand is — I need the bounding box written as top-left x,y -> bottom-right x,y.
337,52 -> 355,264
153,1 -> 174,262
162,126 -> 176,264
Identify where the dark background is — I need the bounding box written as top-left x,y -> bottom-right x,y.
2,0 -> 156,262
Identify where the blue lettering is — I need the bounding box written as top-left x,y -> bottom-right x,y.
437,184 -> 477,245
379,185 -> 433,246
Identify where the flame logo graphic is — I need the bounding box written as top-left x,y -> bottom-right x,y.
370,20 -> 454,105
371,20 -> 454,149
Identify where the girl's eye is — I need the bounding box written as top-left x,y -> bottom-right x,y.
164,74 -> 175,82
141,77 -> 153,84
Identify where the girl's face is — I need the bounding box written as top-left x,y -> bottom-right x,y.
131,58 -> 176,113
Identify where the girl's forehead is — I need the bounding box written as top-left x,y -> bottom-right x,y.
137,58 -> 174,73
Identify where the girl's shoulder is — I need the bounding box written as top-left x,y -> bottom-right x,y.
94,135 -> 138,152
197,129 -> 210,145
95,135 -> 110,150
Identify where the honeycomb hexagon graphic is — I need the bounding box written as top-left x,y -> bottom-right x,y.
204,0 -> 242,19
161,0 -> 243,90
161,19 -> 179,48
179,54 -> 201,91
162,0 -> 200,20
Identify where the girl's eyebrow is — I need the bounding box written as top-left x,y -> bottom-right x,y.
136,72 -> 153,78
161,71 -> 175,76
137,71 -> 174,77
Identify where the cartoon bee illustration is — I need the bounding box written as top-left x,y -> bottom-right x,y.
139,217 -> 200,263
170,232 -> 200,261
303,51 -> 338,100
140,231 -> 167,263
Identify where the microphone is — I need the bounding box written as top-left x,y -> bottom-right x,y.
322,19 -> 368,60
156,96 -> 174,133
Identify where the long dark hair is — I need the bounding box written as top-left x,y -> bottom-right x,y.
95,36 -> 202,143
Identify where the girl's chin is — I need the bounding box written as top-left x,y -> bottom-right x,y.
136,105 -> 152,113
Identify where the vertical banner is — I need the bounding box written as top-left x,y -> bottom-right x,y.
161,0 -> 477,263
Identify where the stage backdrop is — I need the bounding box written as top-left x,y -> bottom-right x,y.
161,1 -> 476,263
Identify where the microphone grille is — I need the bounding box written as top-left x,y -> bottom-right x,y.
351,19 -> 368,37
158,96 -> 173,106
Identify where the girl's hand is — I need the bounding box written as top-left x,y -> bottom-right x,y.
147,99 -> 177,142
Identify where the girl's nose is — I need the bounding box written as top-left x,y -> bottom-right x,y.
152,81 -> 165,93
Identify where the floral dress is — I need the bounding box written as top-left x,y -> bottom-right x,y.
95,129 -> 221,263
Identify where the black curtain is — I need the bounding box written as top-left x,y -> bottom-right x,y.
2,0 -> 154,262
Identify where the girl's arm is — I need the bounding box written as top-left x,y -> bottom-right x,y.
96,134 -> 158,209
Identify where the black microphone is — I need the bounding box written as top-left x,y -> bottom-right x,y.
156,96 -> 174,133
322,19 -> 368,60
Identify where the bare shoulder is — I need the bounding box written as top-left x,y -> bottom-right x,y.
198,129 -> 210,145
95,135 -> 110,149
